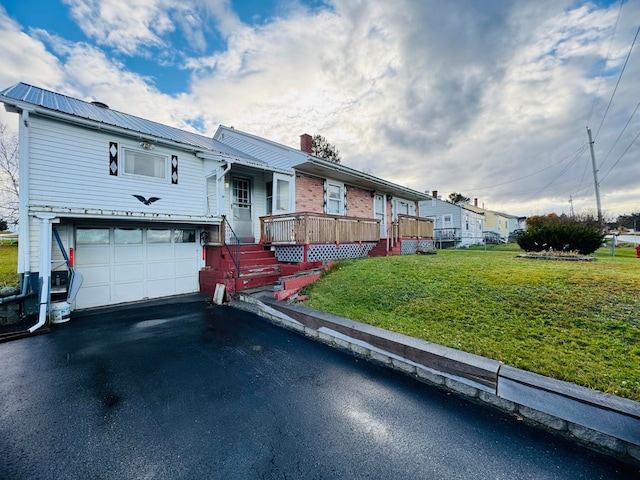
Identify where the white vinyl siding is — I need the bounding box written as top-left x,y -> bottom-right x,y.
27,117 -> 205,217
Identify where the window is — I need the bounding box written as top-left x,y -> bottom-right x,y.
276,178 -> 290,212
147,229 -> 171,243
326,181 -> 344,215
174,229 -> 196,243
76,228 -> 109,245
123,148 -> 167,180
266,181 -> 273,214
114,228 -> 142,244
443,214 -> 453,228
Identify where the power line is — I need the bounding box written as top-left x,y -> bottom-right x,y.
586,0 -> 623,126
597,100 -> 640,170
461,144 -> 587,193
593,23 -> 640,140
524,146 -> 587,202
600,127 -> 640,183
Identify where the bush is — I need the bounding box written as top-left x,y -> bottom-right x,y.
0,219 -> 7,232
517,215 -> 604,255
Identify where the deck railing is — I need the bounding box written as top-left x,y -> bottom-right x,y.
397,215 -> 434,238
260,212 -> 381,245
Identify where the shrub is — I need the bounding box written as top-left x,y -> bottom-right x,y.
517,216 -> 604,255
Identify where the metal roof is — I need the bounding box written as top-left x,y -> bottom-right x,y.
0,82 -> 262,162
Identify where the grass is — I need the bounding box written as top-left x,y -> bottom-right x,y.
305,243 -> 640,401
0,243 -> 19,288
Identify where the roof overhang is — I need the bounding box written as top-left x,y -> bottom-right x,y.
196,152 -> 292,175
295,157 -> 429,201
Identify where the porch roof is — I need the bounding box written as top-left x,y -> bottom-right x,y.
296,157 -> 431,202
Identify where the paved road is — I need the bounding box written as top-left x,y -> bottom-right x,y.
0,295 -> 636,479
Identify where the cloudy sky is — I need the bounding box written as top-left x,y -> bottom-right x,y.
0,0 -> 638,218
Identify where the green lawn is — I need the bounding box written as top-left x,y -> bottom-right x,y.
0,244 -> 19,288
305,245 -> 640,401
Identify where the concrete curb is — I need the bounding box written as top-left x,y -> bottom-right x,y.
234,292 -> 640,465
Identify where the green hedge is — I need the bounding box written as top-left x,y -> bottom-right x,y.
517,221 -> 604,255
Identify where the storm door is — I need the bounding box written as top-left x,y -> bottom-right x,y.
374,194 -> 386,238
232,177 -> 252,240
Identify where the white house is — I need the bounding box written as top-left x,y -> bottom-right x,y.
1,82 -> 433,330
418,192 -> 485,248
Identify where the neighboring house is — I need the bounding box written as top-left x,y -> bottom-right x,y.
464,202 -> 511,243
0,82 -> 433,327
418,192 -> 485,248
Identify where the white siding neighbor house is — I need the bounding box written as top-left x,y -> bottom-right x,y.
418,193 -> 485,248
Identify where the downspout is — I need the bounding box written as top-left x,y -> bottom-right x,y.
28,214 -> 58,333
18,109 -> 31,277
0,109 -> 33,305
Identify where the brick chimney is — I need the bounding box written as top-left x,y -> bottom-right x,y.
300,133 -> 312,154
432,190 -> 438,199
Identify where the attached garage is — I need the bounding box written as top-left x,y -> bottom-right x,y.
74,226 -> 201,309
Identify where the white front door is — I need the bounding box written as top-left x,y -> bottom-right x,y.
374,194 -> 386,238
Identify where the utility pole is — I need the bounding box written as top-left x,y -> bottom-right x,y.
569,195 -> 575,218
586,127 -> 603,226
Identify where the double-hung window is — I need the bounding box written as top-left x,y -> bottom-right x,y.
326,181 -> 344,215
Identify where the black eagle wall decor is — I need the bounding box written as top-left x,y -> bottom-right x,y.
133,195 -> 161,206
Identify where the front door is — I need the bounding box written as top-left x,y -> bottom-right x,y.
374,194 -> 386,238
232,177 -> 252,241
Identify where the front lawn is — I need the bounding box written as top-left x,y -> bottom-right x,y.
305,247 -> 640,401
0,244 -> 19,288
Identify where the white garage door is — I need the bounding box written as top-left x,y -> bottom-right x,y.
74,226 -> 200,309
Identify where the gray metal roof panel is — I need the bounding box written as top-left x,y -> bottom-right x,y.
0,82 -> 266,164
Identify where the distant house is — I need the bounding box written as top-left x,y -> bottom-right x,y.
0,82 -> 433,329
464,203 -> 510,243
418,192 -> 485,248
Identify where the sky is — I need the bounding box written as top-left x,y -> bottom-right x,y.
0,0 -> 638,219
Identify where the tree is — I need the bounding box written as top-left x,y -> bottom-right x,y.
448,192 -> 470,205
311,134 -> 341,164
0,121 -> 19,227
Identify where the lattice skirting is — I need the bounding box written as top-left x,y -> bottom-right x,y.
401,239 -> 435,255
308,243 -> 376,262
274,245 -> 305,263
274,243 -> 377,263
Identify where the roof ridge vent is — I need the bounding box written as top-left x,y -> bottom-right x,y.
91,101 -> 109,109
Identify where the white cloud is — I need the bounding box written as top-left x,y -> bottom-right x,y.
1,0 -> 639,218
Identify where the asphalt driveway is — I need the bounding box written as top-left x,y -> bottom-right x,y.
0,294 -> 636,479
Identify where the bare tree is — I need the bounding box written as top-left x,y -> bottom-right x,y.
0,121 -> 19,227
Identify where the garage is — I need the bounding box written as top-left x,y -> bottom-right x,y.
74,226 -> 201,309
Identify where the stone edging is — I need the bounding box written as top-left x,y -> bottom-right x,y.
234,292 -> 640,465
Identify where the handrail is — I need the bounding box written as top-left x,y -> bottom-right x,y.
221,215 -> 241,275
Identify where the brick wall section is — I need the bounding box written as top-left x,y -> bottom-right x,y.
295,173 -> 325,213
346,185 -> 373,218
